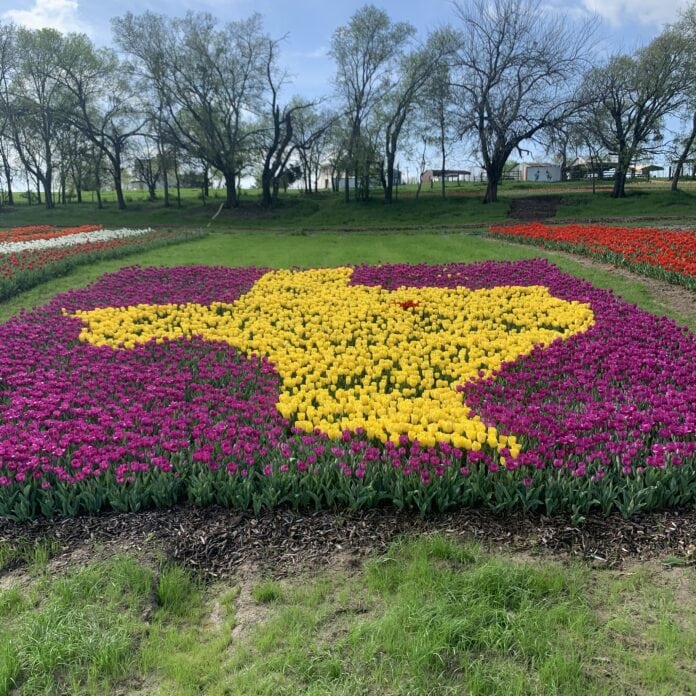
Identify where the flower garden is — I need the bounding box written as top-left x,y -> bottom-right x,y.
487,222 -> 696,289
0,224 -> 205,302
0,258 -> 693,522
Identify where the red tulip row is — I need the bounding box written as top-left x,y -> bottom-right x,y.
488,222 -> 696,288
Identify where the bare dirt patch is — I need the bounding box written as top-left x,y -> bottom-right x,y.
508,195 -> 563,220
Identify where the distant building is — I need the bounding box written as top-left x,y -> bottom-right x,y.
510,163 -> 561,182
420,169 -> 471,185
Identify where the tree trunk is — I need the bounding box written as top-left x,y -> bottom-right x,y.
223,170 -> 238,208
1,152 -> 13,205
203,166 -> 210,198
384,152 -> 395,203
440,134 -> 446,200
612,170 -> 627,198
148,182 -> 156,202
483,177 -> 498,204
261,169 -> 273,207
671,112 -> 696,193
95,162 -> 103,209
162,166 -> 170,207
111,152 -> 126,210
173,154 -> 181,207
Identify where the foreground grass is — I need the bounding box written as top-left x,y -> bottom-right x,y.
0,230 -> 692,331
1,535 -> 694,695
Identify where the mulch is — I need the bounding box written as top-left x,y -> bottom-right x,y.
1,505 -> 694,580
507,195 -> 563,220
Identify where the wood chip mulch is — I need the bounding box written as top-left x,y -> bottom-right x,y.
1,506 -> 694,579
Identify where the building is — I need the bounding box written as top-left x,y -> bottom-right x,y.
420,169 -> 471,185
510,163 -> 562,182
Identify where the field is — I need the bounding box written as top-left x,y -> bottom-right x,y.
0,185 -> 694,695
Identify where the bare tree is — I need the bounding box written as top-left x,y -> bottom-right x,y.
257,39 -> 316,207
452,0 -> 595,203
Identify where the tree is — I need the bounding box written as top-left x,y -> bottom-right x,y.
113,11 -> 272,209
5,27 -> 68,209
291,106 -> 337,193
0,23 -> 16,206
452,0 -> 595,203
421,56 -> 458,200
581,30 -> 689,198
131,138 -> 162,201
57,34 -> 144,210
257,39 -> 314,207
378,30 -> 456,202
330,5 -> 415,202
669,4 -> 696,191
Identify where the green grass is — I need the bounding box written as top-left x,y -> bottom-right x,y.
2,536 -> 693,694
1,230 -> 692,331
557,186 -> 696,221
0,186 -> 510,230
3,179 -> 696,232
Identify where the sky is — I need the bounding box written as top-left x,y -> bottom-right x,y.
0,0 -> 691,173
0,0 -> 689,99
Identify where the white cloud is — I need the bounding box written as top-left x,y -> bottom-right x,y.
2,0 -> 92,35
580,0 -> 688,26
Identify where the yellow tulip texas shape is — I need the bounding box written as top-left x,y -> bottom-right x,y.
73,268 -> 594,456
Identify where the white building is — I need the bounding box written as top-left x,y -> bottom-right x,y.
512,162 -> 562,182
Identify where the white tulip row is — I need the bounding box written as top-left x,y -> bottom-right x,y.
0,227 -> 154,255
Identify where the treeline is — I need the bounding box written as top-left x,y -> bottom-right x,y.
1,0 -> 696,210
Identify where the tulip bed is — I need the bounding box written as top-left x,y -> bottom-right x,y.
487,222 -> 696,289
0,260 -> 693,522
0,225 -> 206,302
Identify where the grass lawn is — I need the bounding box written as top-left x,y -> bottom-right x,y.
1,535 -> 694,695
2,179 -> 696,232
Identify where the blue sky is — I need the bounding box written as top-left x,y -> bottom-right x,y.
0,0 -> 689,101
0,0 -> 690,173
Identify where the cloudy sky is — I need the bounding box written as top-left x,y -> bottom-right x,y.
0,0 -> 689,99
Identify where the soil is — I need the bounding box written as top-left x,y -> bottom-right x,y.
1,506 -> 694,581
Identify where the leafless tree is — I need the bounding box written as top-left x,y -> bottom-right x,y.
452,0 -> 595,203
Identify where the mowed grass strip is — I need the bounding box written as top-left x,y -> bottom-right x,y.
1,231 -> 692,331
1,536 -> 694,695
